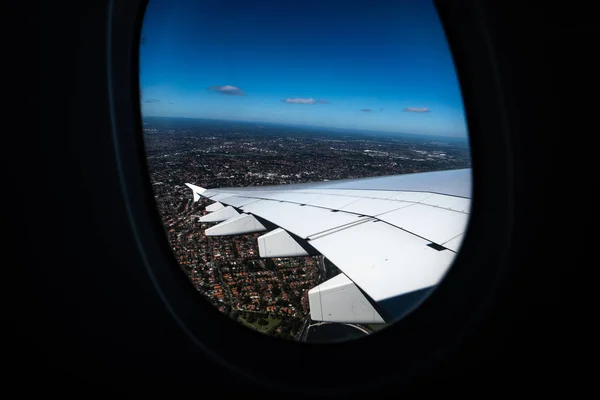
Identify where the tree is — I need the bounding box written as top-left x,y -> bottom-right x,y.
291,319 -> 301,332
279,324 -> 290,336
265,259 -> 275,270
266,323 -> 279,336
272,286 -> 281,298
276,299 -> 287,307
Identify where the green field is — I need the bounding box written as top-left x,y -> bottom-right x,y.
238,316 -> 282,334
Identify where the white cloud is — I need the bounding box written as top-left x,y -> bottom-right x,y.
404,107 -> 430,112
282,98 -> 317,104
208,85 -> 246,96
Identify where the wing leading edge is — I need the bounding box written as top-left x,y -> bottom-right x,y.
185,168 -> 471,324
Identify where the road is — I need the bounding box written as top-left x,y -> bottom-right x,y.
206,230 -> 234,305
301,320 -> 371,341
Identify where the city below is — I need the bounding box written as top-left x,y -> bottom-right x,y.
143,116 -> 471,341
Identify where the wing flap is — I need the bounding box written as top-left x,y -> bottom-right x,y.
240,200 -> 372,239
246,192 -> 326,204
378,204 -> 469,245
219,196 -> 262,208
209,193 -> 236,202
419,193 -> 471,213
339,198 -> 416,216
305,194 -> 362,209
308,219 -> 455,302
442,233 -> 464,252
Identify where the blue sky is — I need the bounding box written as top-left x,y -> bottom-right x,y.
140,0 -> 468,138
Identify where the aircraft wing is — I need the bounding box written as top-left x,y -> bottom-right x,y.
186,168 -> 471,324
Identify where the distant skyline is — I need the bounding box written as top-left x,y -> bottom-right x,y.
140,0 -> 469,138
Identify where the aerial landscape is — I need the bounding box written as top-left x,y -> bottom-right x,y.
143,116 -> 471,340
139,0 -> 471,341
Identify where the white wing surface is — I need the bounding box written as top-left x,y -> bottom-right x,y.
186,168 -> 472,324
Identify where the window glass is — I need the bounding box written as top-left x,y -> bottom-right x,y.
140,0 -> 472,342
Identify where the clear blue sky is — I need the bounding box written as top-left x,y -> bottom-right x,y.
140,0 -> 468,138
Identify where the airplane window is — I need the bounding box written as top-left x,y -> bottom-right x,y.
139,0 -> 472,343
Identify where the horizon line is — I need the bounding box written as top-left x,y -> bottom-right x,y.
142,115 -> 469,140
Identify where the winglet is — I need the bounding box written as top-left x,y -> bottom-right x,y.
185,183 -> 207,202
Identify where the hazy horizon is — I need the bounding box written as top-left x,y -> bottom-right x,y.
142,115 -> 469,142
